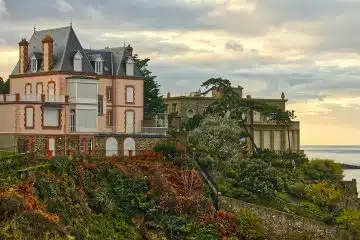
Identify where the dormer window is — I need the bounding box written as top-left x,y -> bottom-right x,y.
95,57 -> 104,75
74,51 -> 83,72
126,57 -> 134,76
30,56 -> 38,72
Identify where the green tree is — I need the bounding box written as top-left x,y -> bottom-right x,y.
201,77 -> 296,154
190,115 -> 246,163
134,55 -> 165,119
336,210 -> 360,239
302,159 -> 344,181
0,77 -> 10,94
184,114 -> 204,132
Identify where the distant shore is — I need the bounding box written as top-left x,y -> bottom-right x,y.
342,163 -> 360,170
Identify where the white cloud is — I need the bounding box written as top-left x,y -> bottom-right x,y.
54,0 -> 73,13
0,0 -> 8,19
85,5 -> 104,20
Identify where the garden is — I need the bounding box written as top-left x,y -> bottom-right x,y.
0,150 -> 268,240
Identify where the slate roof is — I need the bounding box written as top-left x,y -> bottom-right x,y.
11,26 -> 142,78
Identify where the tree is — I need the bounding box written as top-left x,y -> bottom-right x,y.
184,114 -> 204,132
0,77 -> 10,94
134,55 -> 165,119
301,159 -> 344,181
304,181 -> 342,207
201,77 -> 296,154
190,115 -> 246,164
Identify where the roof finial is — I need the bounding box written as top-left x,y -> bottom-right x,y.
33,24 -> 36,33
70,16 -> 72,27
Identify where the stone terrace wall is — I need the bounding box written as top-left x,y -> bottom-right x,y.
219,196 -> 342,240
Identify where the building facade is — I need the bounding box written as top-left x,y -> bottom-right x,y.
164,86 -> 301,153
0,26 -> 167,157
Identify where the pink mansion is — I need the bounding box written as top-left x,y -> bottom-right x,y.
0,26 -> 167,157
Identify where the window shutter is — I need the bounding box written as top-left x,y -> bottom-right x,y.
103,98 -> 107,115
125,111 -> 134,133
26,108 -> 34,127
126,87 -> 134,103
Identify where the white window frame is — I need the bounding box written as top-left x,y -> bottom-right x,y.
70,109 -> 76,132
30,56 -> 38,72
37,83 -> 43,95
94,57 -> 104,75
25,107 -> 34,128
126,57 -> 134,76
74,51 -> 83,72
25,84 -> 32,95
126,86 -> 134,103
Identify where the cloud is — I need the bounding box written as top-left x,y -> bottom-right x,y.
54,0 -> 73,13
225,40 -> 244,51
0,0 -> 7,18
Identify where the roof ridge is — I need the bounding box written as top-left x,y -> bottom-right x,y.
36,26 -> 71,33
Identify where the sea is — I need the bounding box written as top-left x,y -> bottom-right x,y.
303,145 -> 360,196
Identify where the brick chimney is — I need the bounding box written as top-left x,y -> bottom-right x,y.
42,35 -> 54,71
18,38 -> 29,74
126,44 -> 133,56
212,87 -> 222,98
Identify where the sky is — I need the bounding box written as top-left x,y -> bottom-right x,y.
1,0 -> 360,145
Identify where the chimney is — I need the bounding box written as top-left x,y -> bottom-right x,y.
42,35 -> 54,71
18,38 -> 29,74
126,44 -> 133,56
212,87 -> 222,98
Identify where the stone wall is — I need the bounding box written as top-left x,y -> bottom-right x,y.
219,196 -> 342,240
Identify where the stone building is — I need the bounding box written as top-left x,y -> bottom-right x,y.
0,25 -> 168,157
164,86 -> 301,153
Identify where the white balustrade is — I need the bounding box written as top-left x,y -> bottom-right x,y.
6,94 -> 16,102
20,95 -> 41,102
45,95 -> 65,103
0,95 -> 3,102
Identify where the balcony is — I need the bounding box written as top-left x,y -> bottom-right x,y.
67,125 -> 168,136
0,94 -> 68,104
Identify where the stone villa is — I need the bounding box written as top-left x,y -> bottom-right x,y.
164,86 -> 301,153
0,26 -> 167,157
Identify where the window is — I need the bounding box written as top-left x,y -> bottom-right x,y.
95,60 -> 103,74
24,107 -> 34,129
48,82 -> 55,95
125,110 -> 134,133
107,110 -> 113,127
74,51 -> 83,72
70,109 -> 76,132
80,137 -> 86,153
25,84 -> 32,95
88,138 -> 93,151
43,108 -> 60,128
36,83 -> 43,95
31,59 -> 37,72
172,103 -> 177,113
126,57 -> 134,76
48,138 -> 55,156
98,95 -> 103,115
106,87 -> 112,102
125,86 -> 134,103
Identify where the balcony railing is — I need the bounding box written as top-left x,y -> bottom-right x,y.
0,94 -> 68,104
67,125 -> 168,135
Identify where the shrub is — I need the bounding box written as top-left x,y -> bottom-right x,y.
0,195 -> 24,222
336,210 -> 360,239
51,156 -> 70,175
154,140 -> 177,161
304,181 -> 342,207
287,183 -> 306,198
302,159 -> 344,181
236,208 -> 265,240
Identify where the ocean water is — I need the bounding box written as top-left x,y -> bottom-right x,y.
303,145 -> 360,195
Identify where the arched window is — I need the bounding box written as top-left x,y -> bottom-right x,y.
48,81 -> 55,95
25,83 -> 32,95
124,137 -> 135,156
126,57 -> 134,76
74,51 -> 83,72
36,83 -> 43,95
